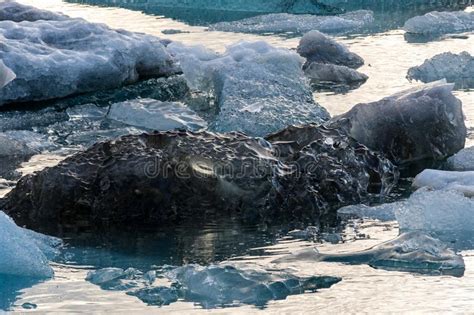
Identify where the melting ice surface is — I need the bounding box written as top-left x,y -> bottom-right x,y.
85,264 -> 341,308
404,10 -> 474,35
413,169 -> 474,197
168,40 -> 330,136
276,231 -> 466,276
0,60 -> 15,89
448,146 -> 474,171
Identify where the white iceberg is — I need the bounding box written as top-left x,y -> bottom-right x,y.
210,10 -> 374,35
413,169 -> 474,197
404,10 -> 474,35
0,211 -> 61,278
407,51 -> 474,89
168,41 -> 330,136
447,146 -> 474,171
297,30 -> 364,69
107,99 -> 207,131
0,2 -> 178,106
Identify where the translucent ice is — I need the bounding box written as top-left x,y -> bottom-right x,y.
107,99 -> 207,131
0,131 -> 53,157
0,60 -> 15,89
447,146 -> 474,171
338,203 -> 397,221
404,10 -> 474,35
297,31 -> 364,69
0,211 -> 61,278
0,2 -> 178,106
276,231 -> 465,276
407,51 -> 474,89
86,268 -> 126,285
413,169 -> 474,197
210,10 -> 374,36
168,41 -> 330,136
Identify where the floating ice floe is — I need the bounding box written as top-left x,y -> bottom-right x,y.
304,62 -> 368,90
168,41 -> 330,136
0,1 -> 67,22
404,10 -> 474,35
297,30 -> 364,69
209,10 -> 374,36
447,146 -> 474,171
407,51 -> 474,89
0,60 -> 15,89
329,80 -> 466,166
86,264 -> 341,308
275,231 -> 465,277
107,99 -> 207,131
413,169 -> 474,197
0,2 -> 178,106
0,211 -> 61,278
337,188 -> 474,237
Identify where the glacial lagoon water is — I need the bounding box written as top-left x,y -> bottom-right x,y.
1,0 -> 474,313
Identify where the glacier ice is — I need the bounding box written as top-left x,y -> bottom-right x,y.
407,51 -> 474,89
404,10 -> 474,35
337,203 -> 397,221
304,62 -> 368,90
210,10 -> 374,36
0,60 -> 15,89
168,41 -> 330,136
0,1 -> 67,22
413,169 -> 474,197
0,131 -> 53,157
86,264 -> 341,308
107,99 -> 207,131
329,80 -> 466,166
275,231 -> 465,276
297,31 -> 364,69
0,211 -> 61,278
0,2 -> 178,106
447,146 -> 474,171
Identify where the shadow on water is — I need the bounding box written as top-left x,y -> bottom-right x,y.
65,0 -> 471,30
0,275 -> 45,311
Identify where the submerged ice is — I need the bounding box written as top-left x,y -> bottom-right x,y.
168,41 -> 330,136
86,264 -> 341,308
407,51 -> 474,89
210,10 -> 374,36
0,2 -> 177,106
275,231 -> 465,276
0,211 -> 61,278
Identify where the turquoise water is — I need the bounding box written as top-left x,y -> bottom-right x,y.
1,0 -> 474,313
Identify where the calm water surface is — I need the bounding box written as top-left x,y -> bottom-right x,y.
3,0 -> 474,313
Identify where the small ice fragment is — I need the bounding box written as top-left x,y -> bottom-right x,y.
413,169 -> 474,197
85,268 -> 125,285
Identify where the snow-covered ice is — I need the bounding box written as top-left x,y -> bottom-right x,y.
413,169 -> 474,197
407,51 -> 474,89
0,211 -> 61,278
0,60 -> 15,89
447,146 -> 474,171
404,10 -> 474,35
107,99 -> 207,131
0,2 -> 178,106
275,231 -> 466,276
210,10 -> 374,36
168,41 -> 330,136
297,31 -> 364,69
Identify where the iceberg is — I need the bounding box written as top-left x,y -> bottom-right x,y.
275,231 -> 465,277
0,2 -> 178,106
404,10 -> 474,35
0,1 -> 67,22
329,81 -> 466,167
209,10 -> 374,36
413,169 -> 474,197
407,51 -> 474,89
297,31 -> 364,69
0,211 -> 61,278
304,62 -> 368,90
168,41 -> 330,136
447,146 -> 474,171
0,60 -> 15,89
107,99 -> 207,131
